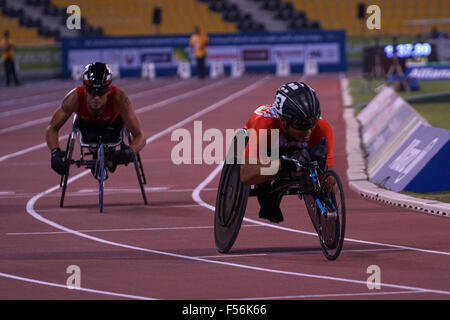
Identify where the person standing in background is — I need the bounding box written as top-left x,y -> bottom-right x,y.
189,26 -> 208,79
1,30 -> 20,87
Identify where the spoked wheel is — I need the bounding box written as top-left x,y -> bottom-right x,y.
214,129 -> 249,253
316,170 -> 346,260
60,131 -> 76,208
97,144 -> 106,213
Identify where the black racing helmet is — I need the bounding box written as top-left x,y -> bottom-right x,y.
83,62 -> 112,96
273,81 -> 321,130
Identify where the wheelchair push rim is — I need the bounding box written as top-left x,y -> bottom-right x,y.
316,170 -> 346,260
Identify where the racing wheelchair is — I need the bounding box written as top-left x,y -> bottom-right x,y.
214,129 -> 346,260
59,115 -> 148,213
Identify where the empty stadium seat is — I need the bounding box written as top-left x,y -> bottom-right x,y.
0,11 -> 54,45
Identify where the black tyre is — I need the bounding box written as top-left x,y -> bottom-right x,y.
214,129 -> 249,253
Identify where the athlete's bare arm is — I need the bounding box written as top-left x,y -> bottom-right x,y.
115,88 -> 146,153
45,89 -> 78,151
240,161 -> 281,186
239,129 -> 281,186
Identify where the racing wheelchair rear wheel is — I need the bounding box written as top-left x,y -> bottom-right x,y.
214,129 -> 249,253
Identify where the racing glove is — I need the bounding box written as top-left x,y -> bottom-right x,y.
280,147 -> 311,175
51,148 -> 68,175
309,138 -> 327,172
111,146 -> 135,165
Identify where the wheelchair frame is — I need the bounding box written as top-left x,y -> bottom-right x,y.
59,116 -> 148,213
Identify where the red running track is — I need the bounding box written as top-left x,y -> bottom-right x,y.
0,74 -> 449,300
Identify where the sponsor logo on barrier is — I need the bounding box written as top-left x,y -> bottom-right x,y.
62,31 -> 346,77
407,67 -> 450,80
389,138 -> 439,183
141,52 -> 172,64
370,124 -> 450,192
242,49 -> 269,61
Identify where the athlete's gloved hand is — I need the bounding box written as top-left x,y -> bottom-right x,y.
51,148 -> 68,175
309,138 -> 327,171
322,175 -> 336,194
280,147 -> 311,175
111,146 -> 135,165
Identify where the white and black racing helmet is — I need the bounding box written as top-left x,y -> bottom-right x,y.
273,81 -> 321,130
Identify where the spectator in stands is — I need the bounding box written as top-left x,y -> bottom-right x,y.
1,30 -> 20,87
189,26 -> 208,79
429,26 -> 443,40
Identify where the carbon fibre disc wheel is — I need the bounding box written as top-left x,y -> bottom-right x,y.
214,129 -> 249,253
214,162 -> 250,253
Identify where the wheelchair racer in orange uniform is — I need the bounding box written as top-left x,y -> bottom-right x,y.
240,81 -> 336,223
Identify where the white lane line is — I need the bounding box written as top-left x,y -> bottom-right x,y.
0,272 -> 156,300
232,290 -> 426,300
199,248 -> 404,259
0,191 -> 15,195
0,135 -> 67,163
193,163 -> 450,257
0,117 -> 51,135
20,76 -> 450,299
0,77 -> 229,136
0,78 -> 184,118
189,164 -> 450,296
0,78 -> 230,161
5,224 -> 262,236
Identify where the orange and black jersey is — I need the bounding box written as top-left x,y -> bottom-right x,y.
243,104 -> 334,167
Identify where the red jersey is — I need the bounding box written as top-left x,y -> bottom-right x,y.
243,104 -> 334,167
75,85 -> 122,125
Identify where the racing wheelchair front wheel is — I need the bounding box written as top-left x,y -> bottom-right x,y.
316,170 -> 346,260
97,144 -> 106,213
60,131 -> 76,208
214,129 -> 249,253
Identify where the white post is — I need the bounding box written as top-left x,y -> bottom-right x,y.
304,57 -> 319,76
231,60 -> 245,78
71,65 -> 84,81
177,61 -> 191,79
141,62 -> 156,80
276,59 -> 291,76
210,60 -> 224,79
109,63 -> 120,79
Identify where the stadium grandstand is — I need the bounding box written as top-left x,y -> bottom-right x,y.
0,0 -> 449,81
1,0 -> 448,44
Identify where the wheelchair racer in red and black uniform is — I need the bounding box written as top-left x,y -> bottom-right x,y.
45,62 -> 146,175
240,81 -> 336,223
